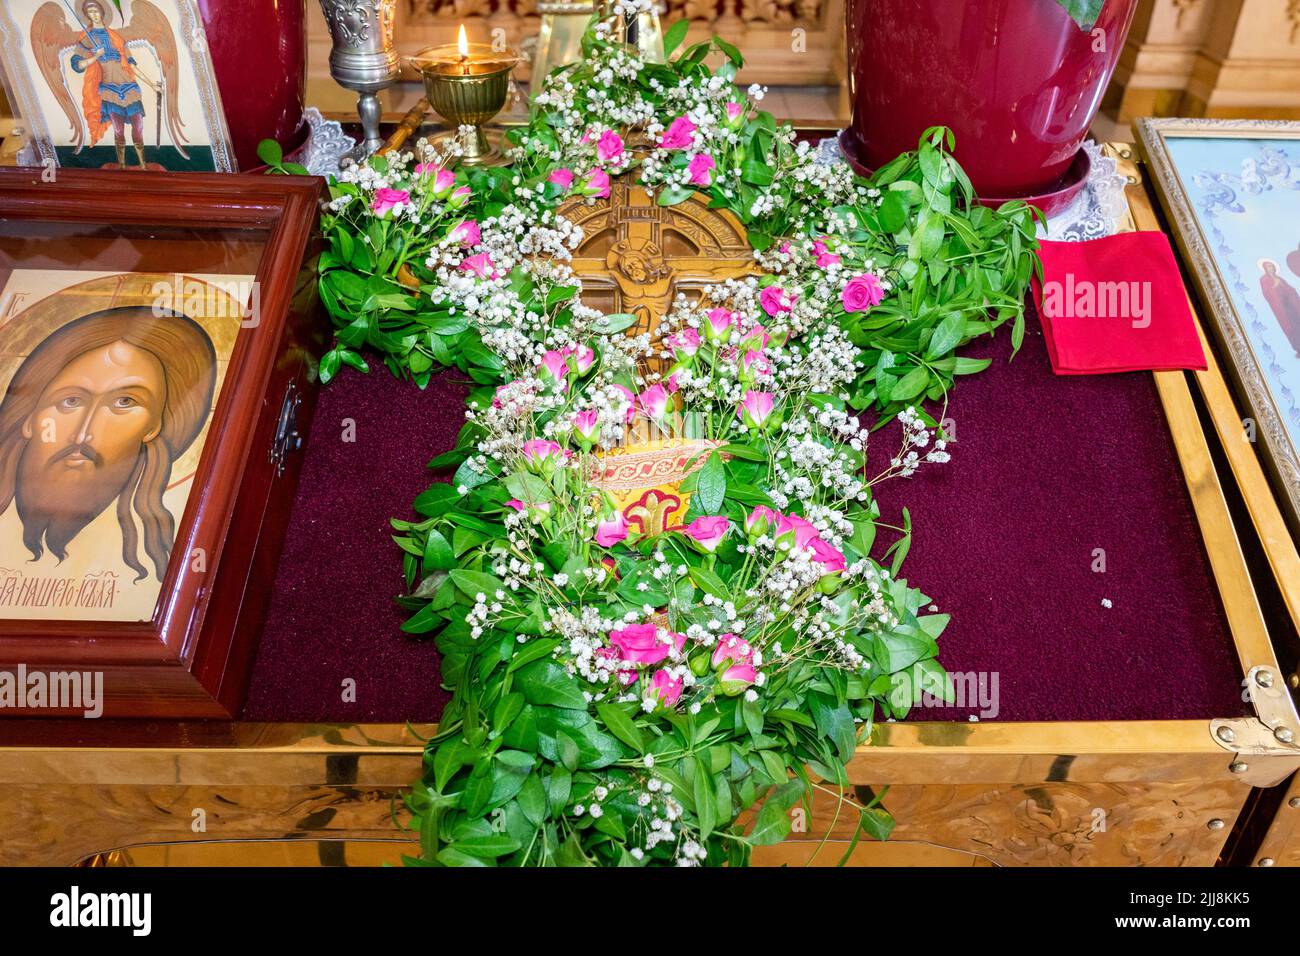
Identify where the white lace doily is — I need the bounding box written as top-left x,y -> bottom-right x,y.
299,106 -> 355,178
815,135 -> 1129,242
1038,140 -> 1128,242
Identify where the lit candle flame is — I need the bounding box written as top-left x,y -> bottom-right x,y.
457,24 -> 469,58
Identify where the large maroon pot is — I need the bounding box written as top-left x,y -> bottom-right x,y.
840,0 -> 1137,203
198,0 -> 309,171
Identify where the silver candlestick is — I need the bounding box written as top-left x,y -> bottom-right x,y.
319,0 -> 399,159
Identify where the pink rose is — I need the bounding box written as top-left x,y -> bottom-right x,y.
775,513 -> 819,551
458,252 -> 498,279
659,116 -> 697,150
719,663 -> 757,696
725,101 -> 745,127
744,505 -> 777,538
759,285 -> 794,316
647,669 -> 683,708
571,408 -> 601,444
565,343 -> 596,374
547,167 -> 575,190
704,308 -> 734,341
415,164 -> 456,198
684,515 -> 729,553
810,537 -> 847,574
609,623 -> 681,665
740,349 -> 771,382
521,438 -> 567,470
595,646 -> 638,687
665,327 -> 700,357
371,187 -> 410,216
539,349 -> 570,384
812,239 -> 841,269
687,153 -> 715,187
449,219 -> 481,247
446,185 -> 472,210
611,384 -> 637,425
581,168 -> 611,199
595,512 -> 629,548
841,273 -> 886,313
737,389 -> 775,430
711,634 -> 754,669
638,383 -> 670,421
505,498 -> 526,512
596,129 -> 625,163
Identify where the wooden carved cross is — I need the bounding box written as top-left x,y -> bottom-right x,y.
558,179 -> 759,350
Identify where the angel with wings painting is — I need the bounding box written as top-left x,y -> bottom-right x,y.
30,0 -> 188,168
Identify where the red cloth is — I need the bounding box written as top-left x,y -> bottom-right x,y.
1032,233 -> 1207,374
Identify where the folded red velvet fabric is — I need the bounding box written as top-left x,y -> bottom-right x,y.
1031,233 -> 1207,374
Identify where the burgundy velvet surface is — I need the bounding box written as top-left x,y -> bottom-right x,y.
243,307 -> 1247,723
864,311 -> 1245,721
241,368 -> 466,722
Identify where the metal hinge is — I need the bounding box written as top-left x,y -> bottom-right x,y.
269,379 -> 303,477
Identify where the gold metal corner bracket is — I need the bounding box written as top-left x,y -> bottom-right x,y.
1209,666 -> 1300,787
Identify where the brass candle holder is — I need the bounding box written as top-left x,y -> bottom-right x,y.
411,36 -> 518,167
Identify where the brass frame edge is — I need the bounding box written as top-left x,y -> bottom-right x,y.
1132,118 -> 1300,635
1122,152 -> 1300,785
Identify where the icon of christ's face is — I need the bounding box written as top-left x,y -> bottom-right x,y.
0,306 -> 218,584
18,340 -> 166,534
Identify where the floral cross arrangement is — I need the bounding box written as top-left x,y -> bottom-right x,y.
297,4 -> 1041,866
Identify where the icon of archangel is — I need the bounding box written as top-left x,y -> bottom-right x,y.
29,0 -> 190,169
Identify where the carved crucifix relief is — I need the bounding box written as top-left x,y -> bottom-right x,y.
557,179 -> 759,350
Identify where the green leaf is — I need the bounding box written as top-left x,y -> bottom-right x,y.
696,451 -> 726,514
422,529 -> 456,573
890,366 -> 929,403
810,696 -> 858,764
694,755 -> 717,838
436,846 -> 490,867
596,702 -> 645,754
256,137 -> 283,168
1051,0 -> 1105,30
926,313 -> 965,359
449,834 -> 522,859
689,567 -> 728,601
319,348 -> 342,385
517,773 -> 547,826
449,568 -> 505,599
594,313 -> 639,334
515,659 -> 588,710
555,730 -> 580,771
657,185 -> 695,207
506,637 -> 561,674
741,158 -> 774,187
714,35 -> 744,67
859,806 -> 895,842
877,630 -> 935,673
413,483 -> 460,517
663,18 -> 690,56
953,356 -> 992,376
747,779 -> 803,845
